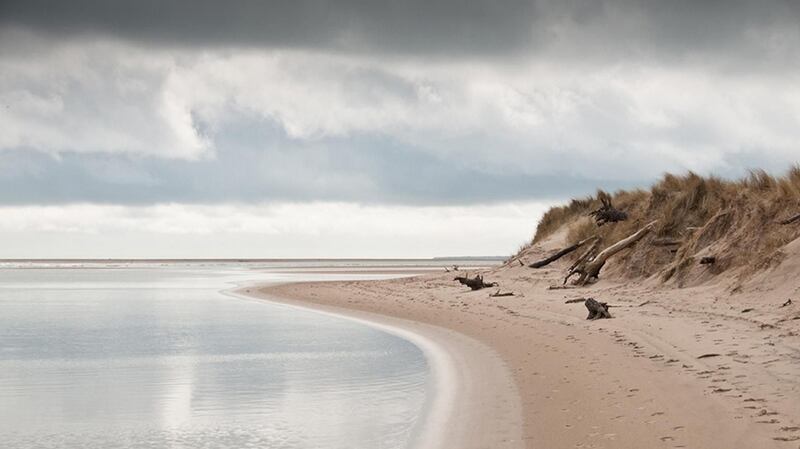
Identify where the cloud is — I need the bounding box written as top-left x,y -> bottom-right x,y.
1,36 -> 799,206
0,34 -> 210,160
1,2 -> 799,256
1,1 -> 799,68
0,201 -> 553,258
0,2 -> 799,209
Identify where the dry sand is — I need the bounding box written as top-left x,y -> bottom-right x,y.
240,236 -> 800,448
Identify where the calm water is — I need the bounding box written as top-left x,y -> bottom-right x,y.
0,262 -> 496,449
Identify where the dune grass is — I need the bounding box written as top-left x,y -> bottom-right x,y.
526,165 -> 800,284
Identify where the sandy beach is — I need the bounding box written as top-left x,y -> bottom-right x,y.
240,233 -> 800,449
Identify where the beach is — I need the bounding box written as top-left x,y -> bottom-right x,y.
244,249 -> 800,448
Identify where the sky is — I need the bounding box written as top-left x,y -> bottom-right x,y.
1,1 -> 799,258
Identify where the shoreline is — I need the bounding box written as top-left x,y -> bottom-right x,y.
233,283 -> 524,449
241,266 -> 800,449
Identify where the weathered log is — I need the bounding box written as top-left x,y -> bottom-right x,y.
565,298 -> 586,304
548,285 -> 577,290
589,193 -> 628,226
779,212 -> 800,225
529,236 -> 598,268
574,220 -> 658,285
585,298 -> 612,320
454,274 -> 497,291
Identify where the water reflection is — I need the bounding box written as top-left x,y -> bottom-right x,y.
0,265 -> 430,449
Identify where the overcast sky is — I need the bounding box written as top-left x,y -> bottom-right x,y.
1,1 -> 798,258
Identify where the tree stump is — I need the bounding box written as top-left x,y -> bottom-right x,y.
585,298 -> 612,320
589,192 -> 628,226
454,274 -> 497,291
564,238 -> 602,285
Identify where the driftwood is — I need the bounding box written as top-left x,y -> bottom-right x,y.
589,193 -> 628,226
700,256 -> 716,265
529,236 -> 598,269
564,238 -> 602,285
565,298 -> 586,304
454,274 -> 497,291
572,221 -> 658,285
490,289 -> 515,297
779,212 -> 800,225
585,298 -> 612,320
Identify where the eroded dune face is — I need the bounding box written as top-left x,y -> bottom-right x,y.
522,167 -> 800,290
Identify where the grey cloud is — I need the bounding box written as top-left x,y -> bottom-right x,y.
2,1 -> 799,209
0,0 -> 538,58
1,0 -> 798,66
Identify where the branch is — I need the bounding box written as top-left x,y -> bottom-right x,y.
529,236 -> 597,268
490,289 -> 515,297
563,238 -> 602,285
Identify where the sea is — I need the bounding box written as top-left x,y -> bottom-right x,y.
0,259 -> 500,449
